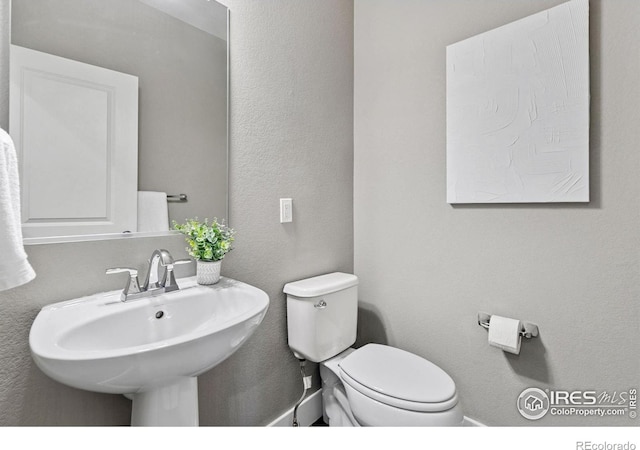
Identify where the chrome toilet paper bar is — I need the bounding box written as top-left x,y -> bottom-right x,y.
477,312 -> 539,339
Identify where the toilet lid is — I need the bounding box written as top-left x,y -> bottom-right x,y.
339,344 -> 457,407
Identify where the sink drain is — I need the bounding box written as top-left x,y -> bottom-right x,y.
155,311 -> 164,319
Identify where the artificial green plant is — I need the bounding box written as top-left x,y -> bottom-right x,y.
173,218 -> 235,261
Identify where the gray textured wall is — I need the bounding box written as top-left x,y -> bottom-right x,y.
11,0 -> 227,224
0,0 -> 354,426
354,0 -> 639,426
195,0 -> 354,426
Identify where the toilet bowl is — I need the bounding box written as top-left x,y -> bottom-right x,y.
284,272 -> 463,427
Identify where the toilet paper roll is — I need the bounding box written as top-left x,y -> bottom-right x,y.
488,315 -> 522,355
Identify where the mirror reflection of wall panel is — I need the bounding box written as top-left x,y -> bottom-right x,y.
11,0 -> 229,243
10,45 -> 138,238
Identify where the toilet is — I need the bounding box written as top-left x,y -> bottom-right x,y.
284,272 -> 464,427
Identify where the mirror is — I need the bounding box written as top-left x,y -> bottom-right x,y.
10,0 -> 228,243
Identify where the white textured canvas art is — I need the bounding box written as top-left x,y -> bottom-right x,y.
446,0 -> 589,203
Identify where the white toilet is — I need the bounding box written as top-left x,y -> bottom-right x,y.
284,272 -> 464,426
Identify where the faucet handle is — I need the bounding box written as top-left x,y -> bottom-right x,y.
169,258 -> 193,267
106,267 -> 142,301
160,259 -> 192,291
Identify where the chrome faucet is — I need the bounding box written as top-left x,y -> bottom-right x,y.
142,249 -> 178,292
106,249 -> 192,301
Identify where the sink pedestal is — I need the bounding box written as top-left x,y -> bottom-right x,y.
131,377 -> 199,426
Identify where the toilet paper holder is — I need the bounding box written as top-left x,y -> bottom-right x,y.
477,312 -> 539,339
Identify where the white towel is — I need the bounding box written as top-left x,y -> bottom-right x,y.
137,191 -> 169,232
0,128 -> 35,291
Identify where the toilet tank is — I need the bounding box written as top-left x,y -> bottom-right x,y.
284,272 -> 358,362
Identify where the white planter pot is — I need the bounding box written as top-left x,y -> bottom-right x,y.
196,260 -> 221,285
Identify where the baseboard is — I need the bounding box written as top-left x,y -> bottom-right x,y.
462,416 -> 486,426
266,390 -> 484,427
267,389 -> 323,427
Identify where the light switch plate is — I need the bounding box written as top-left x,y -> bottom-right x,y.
280,198 -> 293,223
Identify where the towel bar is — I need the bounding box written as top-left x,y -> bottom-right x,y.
477,312 -> 539,339
166,194 -> 188,202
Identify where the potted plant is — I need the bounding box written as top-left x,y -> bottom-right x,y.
173,218 -> 235,285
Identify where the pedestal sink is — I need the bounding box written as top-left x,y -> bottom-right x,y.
29,276 -> 269,426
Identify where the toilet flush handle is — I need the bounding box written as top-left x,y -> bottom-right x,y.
314,299 -> 327,309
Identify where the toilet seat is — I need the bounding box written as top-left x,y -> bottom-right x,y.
338,344 -> 459,412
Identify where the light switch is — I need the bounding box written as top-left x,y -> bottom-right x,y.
280,198 -> 293,223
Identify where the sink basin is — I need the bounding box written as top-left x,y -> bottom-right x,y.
29,276 -> 269,426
